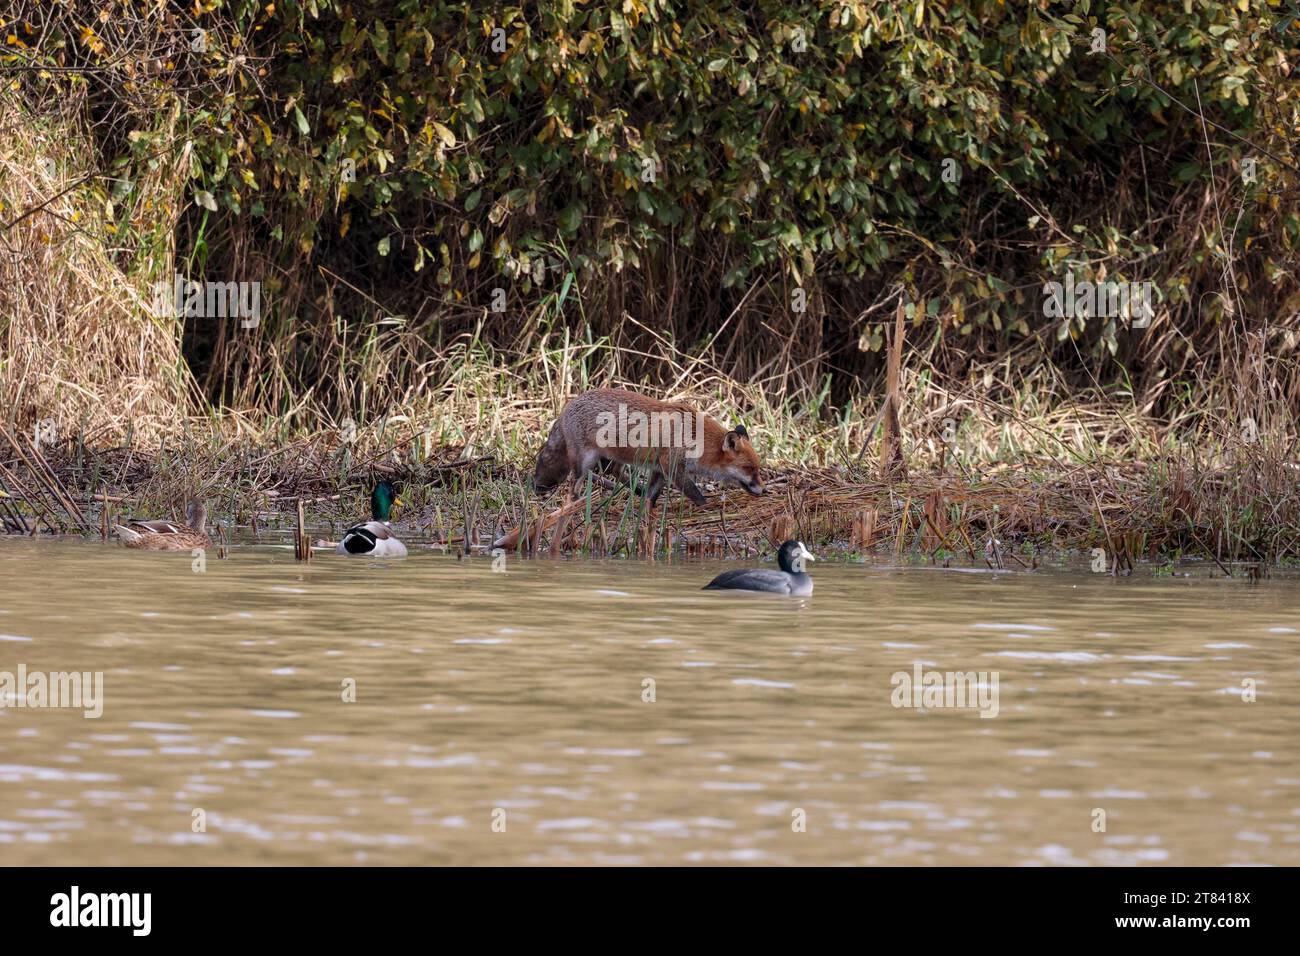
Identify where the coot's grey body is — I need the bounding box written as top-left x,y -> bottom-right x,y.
702,540 -> 815,596
704,567 -> 813,596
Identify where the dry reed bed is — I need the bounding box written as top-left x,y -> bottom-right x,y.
0,92 -> 192,448
496,462 -> 1296,573
4,422 -> 1297,574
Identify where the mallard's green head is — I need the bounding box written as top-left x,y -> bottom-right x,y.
371,481 -> 403,522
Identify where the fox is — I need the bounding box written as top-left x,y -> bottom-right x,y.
532,388 -> 765,505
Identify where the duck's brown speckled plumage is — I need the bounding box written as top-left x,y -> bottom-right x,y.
115,500 -> 212,551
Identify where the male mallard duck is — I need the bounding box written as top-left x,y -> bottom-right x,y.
337,481 -> 407,557
703,539 -> 816,596
115,499 -> 212,551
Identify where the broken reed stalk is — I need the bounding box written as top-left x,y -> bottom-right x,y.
21,434 -> 90,530
0,458 -> 55,532
770,512 -> 793,548
0,426 -> 92,532
493,490 -> 599,552
922,489 -> 953,553
638,502 -> 658,557
0,472 -> 30,533
880,301 -> 909,481
461,481 -> 479,557
550,487 -> 575,557
851,507 -> 876,550
294,497 -> 311,562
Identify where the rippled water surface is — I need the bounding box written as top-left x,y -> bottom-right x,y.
1,537 -> 1297,865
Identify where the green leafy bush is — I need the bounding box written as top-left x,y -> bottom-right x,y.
9,0 -> 1300,416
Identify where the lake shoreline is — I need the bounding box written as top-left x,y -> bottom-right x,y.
2,430 -> 1295,573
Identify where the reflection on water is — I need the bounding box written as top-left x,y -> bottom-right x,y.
1,536 -> 1297,865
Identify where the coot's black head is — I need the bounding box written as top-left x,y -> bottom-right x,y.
776,539 -> 816,573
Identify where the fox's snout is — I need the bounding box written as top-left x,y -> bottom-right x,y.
745,479 -> 765,495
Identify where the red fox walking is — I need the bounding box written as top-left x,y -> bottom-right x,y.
532,388 -> 765,505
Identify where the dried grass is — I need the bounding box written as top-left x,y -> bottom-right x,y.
0,90 -> 193,447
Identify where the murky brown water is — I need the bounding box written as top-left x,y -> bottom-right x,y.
1,536 -> 1297,865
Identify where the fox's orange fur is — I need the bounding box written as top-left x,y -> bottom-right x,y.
533,388 -> 765,505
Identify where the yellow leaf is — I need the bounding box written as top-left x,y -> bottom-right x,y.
432,122 -> 456,147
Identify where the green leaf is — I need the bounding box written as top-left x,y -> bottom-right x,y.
559,203 -> 582,233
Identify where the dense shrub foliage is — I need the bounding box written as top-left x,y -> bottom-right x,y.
8,1 -> 1300,416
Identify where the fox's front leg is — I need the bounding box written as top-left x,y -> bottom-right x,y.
658,451 -> 706,506
570,449 -> 608,497
644,471 -> 665,505
674,472 -> 706,506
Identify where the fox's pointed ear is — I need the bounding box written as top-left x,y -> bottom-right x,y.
723,430 -> 737,451
734,424 -> 748,438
